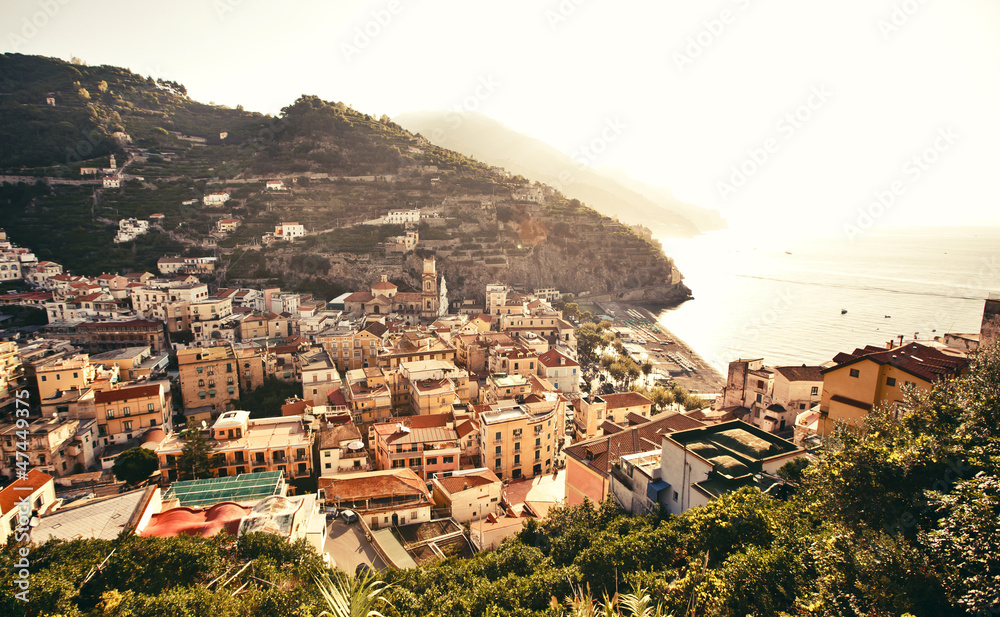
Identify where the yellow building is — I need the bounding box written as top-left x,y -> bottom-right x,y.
33,354 -> 117,402
155,410 -> 314,482
316,323 -> 386,372
94,381 -> 172,446
477,401 -> 559,481
818,342 -> 968,436
177,346 -> 267,415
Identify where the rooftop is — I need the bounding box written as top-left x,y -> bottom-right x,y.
162,471 -> 285,507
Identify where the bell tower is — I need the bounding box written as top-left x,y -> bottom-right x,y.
421,257 -> 439,319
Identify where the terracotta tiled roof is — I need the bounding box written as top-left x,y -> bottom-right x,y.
825,342 -> 968,383
601,392 -> 653,410
0,469 -> 53,515
344,292 -> 373,303
565,412 -> 704,478
774,365 -> 825,382
318,468 -> 428,503
537,349 -> 579,368
371,281 -> 397,290
94,383 -> 162,405
436,469 -> 500,494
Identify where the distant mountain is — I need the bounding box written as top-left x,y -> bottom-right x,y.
395,111 -> 727,238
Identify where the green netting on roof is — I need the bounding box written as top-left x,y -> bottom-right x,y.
712,429 -> 777,459
709,455 -> 751,478
163,471 -> 284,507
686,441 -> 721,459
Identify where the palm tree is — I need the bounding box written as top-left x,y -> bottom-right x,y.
314,568 -> 392,617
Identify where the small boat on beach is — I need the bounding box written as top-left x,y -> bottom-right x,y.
841,309 -> 848,314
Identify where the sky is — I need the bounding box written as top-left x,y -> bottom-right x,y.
4,0 -> 999,237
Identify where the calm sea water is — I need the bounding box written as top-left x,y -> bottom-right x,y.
655,226 -> 1000,372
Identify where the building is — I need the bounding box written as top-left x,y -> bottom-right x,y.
103,176 -> 120,189
572,392 -> 655,441
318,468 -> 433,530
274,222 -> 305,241
0,470 -> 56,545
0,417 -> 98,478
155,411 -> 315,482
767,365 -> 825,433
537,349 -> 580,394
431,468 -> 501,522
817,342 -> 969,436
32,354 -> 116,403
315,419 -> 369,477
478,401 -> 559,481
176,346 -> 266,415
372,414 -> 461,480
94,381 -> 172,447
114,218 -> 150,244
203,191 -> 231,206
659,421 -> 806,515
216,218 -> 240,233
384,209 -> 421,225
265,180 -> 287,191
300,347 -> 342,405
58,319 -> 168,354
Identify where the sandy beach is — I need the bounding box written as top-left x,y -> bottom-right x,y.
596,301 -> 726,396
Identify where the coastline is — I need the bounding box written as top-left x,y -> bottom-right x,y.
595,300 -> 726,396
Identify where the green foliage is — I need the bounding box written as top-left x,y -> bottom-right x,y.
176,427 -> 213,480
111,447 -> 159,485
236,375 -> 302,418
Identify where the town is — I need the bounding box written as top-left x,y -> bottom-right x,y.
0,221 -> 993,574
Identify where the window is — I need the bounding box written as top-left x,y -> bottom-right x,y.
756,393 -> 762,403
849,369 -> 860,378
886,377 -> 896,387
426,457 -> 438,465
514,442 -> 520,451
810,386 -> 819,396
673,490 -> 679,502
198,379 -> 205,387
495,431 -> 502,442
106,409 -> 115,419
123,420 -> 132,431
495,458 -> 502,469
443,456 -> 453,464
147,403 -> 155,412
514,454 -> 520,464
409,458 -> 420,466
122,407 -> 130,416
535,450 -> 540,460
495,445 -> 501,455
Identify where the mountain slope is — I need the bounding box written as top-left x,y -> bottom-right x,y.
0,54 -> 691,306
395,111 -> 727,238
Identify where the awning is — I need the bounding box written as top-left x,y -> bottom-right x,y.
646,479 -> 671,502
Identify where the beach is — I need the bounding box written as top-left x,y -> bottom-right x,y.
597,300 -> 726,396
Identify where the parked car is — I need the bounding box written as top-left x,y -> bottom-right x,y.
340,509 -> 358,524
325,508 -> 338,522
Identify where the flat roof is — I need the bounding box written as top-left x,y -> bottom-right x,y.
162,471 -> 284,507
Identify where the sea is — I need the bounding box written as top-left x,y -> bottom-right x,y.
655,226 -> 1000,373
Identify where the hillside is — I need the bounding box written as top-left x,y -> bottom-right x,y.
395,111 -> 728,238
0,53 -> 689,306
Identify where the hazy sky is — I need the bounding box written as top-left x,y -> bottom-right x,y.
4,0 -> 999,236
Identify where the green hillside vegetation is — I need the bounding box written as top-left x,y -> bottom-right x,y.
4,346 -> 999,617
0,54 -> 683,305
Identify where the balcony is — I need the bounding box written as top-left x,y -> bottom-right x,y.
294,454 -> 308,462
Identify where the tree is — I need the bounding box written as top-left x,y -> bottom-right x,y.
176,427 -> 212,480
112,447 -> 159,485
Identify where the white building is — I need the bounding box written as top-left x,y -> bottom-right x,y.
114,218 -> 150,244
203,192 -> 231,206
265,180 -> 287,191
383,209 -> 421,225
103,176 -> 121,189
273,222 -> 305,241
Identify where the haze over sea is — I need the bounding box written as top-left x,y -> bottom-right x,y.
655,226 -> 1000,373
